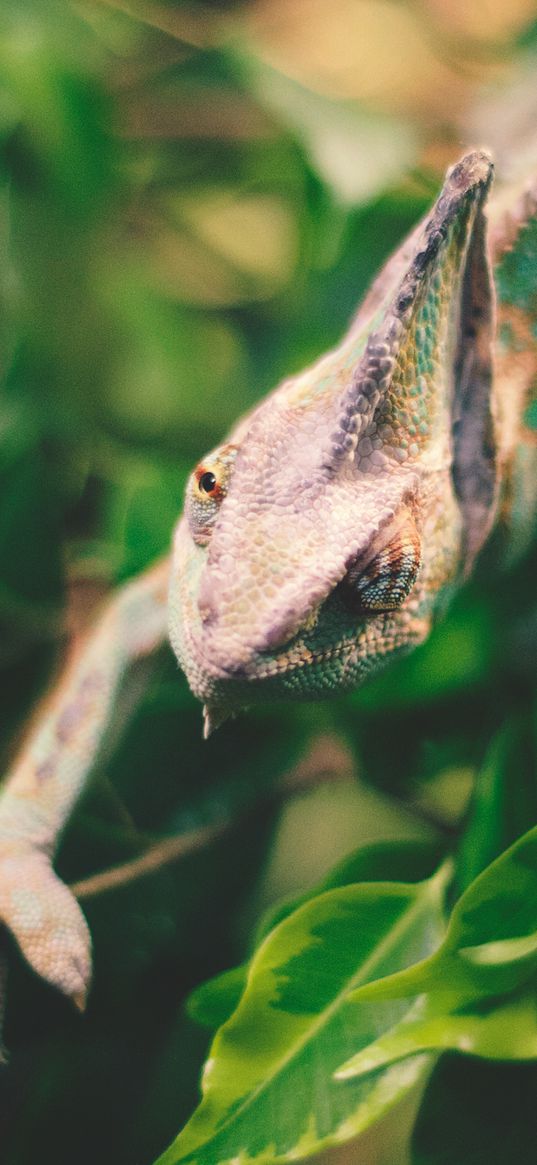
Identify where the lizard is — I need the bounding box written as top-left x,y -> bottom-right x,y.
0,148 -> 536,1031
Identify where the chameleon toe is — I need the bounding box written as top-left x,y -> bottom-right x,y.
0,848 -> 92,1005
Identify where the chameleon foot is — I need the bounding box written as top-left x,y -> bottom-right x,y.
0,846 -> 91,1009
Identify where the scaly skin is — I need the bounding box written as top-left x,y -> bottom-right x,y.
170,151 -> 496,731
0,562 -> 169,1017
0,151 -> 536,1028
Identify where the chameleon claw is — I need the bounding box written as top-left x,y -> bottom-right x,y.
0,845 -> 92,1008
72,987 -> 88,1013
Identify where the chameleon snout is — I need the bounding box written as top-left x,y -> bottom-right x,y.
196,608 -> 317,678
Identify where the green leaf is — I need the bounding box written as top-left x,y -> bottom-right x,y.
456,716 -> 537,893
336,826 -> 537,1081
336,978 -> 537,1080
372,824 -> 537,994
156,865 -> 448,1165
186,965 -> 248,1031
186,841 -> 444,1030
257,839 -> 444,944
444,824 -> 537,986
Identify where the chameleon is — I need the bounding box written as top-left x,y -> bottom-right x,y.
0,148 -> 536,1030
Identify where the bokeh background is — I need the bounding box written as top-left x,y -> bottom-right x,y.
2,2 -> 537,1163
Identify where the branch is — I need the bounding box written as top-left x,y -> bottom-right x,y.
71,734 -> 354,901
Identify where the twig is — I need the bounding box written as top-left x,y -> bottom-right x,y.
71,734 -> 354,901
71,820 -> 228,899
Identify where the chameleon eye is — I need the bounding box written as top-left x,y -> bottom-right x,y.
343,519 -> 421,615
193,464 -> 225,503
199,471 -> 217,495
186,444 -> 238,546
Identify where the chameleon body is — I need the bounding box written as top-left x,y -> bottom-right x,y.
0,150 -> 536,1020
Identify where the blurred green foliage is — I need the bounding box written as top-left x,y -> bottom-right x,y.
2,2 -> 537,1164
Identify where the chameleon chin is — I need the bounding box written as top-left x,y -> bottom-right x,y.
0,149 -> 537,1015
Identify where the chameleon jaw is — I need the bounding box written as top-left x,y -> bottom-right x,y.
179,595 -> 433,738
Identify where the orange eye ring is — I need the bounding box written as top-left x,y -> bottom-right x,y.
194,466 -> 223,500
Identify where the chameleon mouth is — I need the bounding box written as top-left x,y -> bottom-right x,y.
188,602 -> 432,740
189,607 -> 322,687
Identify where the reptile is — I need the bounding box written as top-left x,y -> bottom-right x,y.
0,148 -> 536,1030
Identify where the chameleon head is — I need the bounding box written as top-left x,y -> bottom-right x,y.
168,151 -> 497,733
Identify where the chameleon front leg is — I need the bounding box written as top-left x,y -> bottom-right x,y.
0,558 -> 170,1012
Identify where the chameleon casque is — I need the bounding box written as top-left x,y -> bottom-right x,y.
0,149 -> 536,1026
